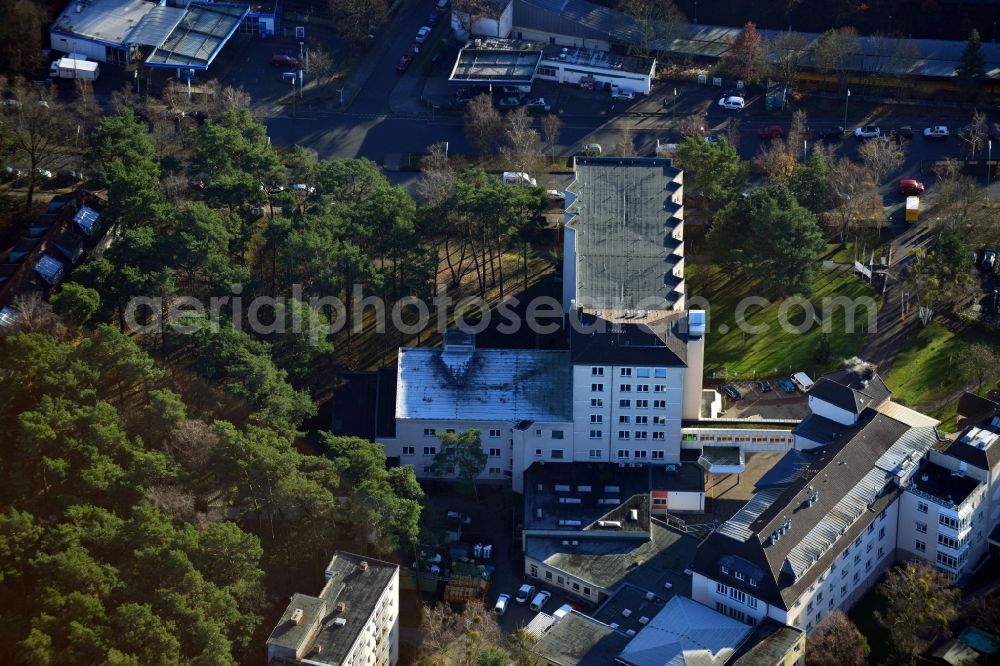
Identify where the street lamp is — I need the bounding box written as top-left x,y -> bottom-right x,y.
843,88 -> 850,130
989,140 -> 993,185
673,88 -> 677,123
337,87 -> 345,107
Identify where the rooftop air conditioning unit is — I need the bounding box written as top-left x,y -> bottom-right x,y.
622,608 -> 632,617
333,618 -> 347,627
638,616 -> 650,625
626,629 -> 637,637
645,591 -> 655,601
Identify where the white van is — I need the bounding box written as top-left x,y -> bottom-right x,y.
502,171 -> 537,186
791,372 -> 814,392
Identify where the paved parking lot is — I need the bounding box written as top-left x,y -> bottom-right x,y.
717,381 -> 811,420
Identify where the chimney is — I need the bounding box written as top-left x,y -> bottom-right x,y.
336,602 -> 346,613
359,561 -> 369,572
290,608 -> 304,625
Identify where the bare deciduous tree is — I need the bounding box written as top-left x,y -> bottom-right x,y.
858,135 -> 904,184
768,31 -> 809,88
1,292 -> 66,338
612,126 -> 636,157
824,156 -> 883,241
165,419 -> 217,474
541,113 -> 563,163
806,610 -> 869,666
416,142 -> 456,205
145,485 -> 198,522
723,116 -> 742,146
815,27 -> 860,90
958,110 -> 988,158
787,109 -> 809,160
452,0 -> 504,38
500,107 -> 540,174
464,93 -> 501,158
307,43 -> 335,86
1,77 -> 75,213
678,114 -> 707,139
618,0 -> 686,58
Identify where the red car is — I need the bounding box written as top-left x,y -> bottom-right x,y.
757,125 -> 783,139
898,178 -> 925,195
396,44 -> 418,72
271,54 -> 300,68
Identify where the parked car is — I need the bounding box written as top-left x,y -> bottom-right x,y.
923,125 -> 949,139
3,165 -> 22,180
553,604 -> 573,620
721,384 -> 742,400
57,169 -> 84,182
415,26 -> 432,43
890,125 -> 914,141
983,250 -> 997,272
396,53 -> 413,73
778,378 -> 796,393
757,125 -> 783,139
515,584 -> 535,604
718,95 -> 745,110
498,95 -> 521,107
705,134 -> 726,145
612,90 -> 635,101
271,53 -> 299,67
898,178 -> 925,195
290,183 -> 316,194
35,168 -> 53,179
525,97 -> 551,112
435,0 -> 449,10
791,372 -> 815,392
580,143 -> 603,156
819,126 -> 845,141
530,590 -> 552,612
757,380 -> 773,393
426,11 -> 439,26
494,594 -> 511,615
854,126 -> 880,139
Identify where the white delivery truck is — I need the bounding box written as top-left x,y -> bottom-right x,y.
49,57 -> 99,81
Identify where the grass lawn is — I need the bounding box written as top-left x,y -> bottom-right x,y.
688,264 -> 878,381
884,321 -> 988,432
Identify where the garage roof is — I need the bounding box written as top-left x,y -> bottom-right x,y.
144,2 -> 249,70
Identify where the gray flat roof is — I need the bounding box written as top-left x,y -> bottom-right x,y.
524,462 -> 703,531
267,552 -> 398,664
591,583 -> 671,636
396,347 -> 571,422
144,2 -> 248,70
450,39 -> 544,84
526,520 -> 699,593
533,612 -> 631,666
51,0 -> 157,46
541,43 -> 655,77
569,157 -> 683,312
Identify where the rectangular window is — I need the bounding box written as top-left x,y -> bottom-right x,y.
489,467 -> 502,475
868,524 -> 875,535
878,526 -> 885,540
620,368 -> 632,376
535,448 -> 542,456
653,416 -> 666,425
865,559 -> 872,572
620,384 -> 632,392
917,501 -> 928,514
652,431 -> 665,440
939,515 -> 960,530
489,429 -> 501,438
550,449 -> 564,459
636,384 -> 649,392
592,383 -> 604,392
592,367 -> 604,376
867,543 -> 872,553
589,430 -> 602,439
557,575 -> 564,585
877,547 -> 884,559
545,571 -> 552,580
653,400 -> 666,409
619,415 -> 630,424
654,384 -> 666,392
879,509 -> 887,522
916,540 -> 926,552
489,448 -> 501,457
916,521 -> 927,533
854,554 -> 860,565
423,428 -> 436,437
583,587 -> 591,595
734,571 -> 745,582
655,368 -> 667,378
591,398 -> 603,407
853,571 -> 860,583
619,399 -> 631,408
619,431 -> 630,440
591,414 -> 603,423
936,552 -> 959,569
552,430 -> 564,439
637,368 -> 650,378
841,585 -> 847,596
854,537 -> 862,548
589,449 -> 602,458
402,446 -> 415,455
423,446 -> 436,455
636,399 -> 649,408
635,416 -> 648,424
721,566 -> 730,574
841,568 -> 848,579
634,431 -> 648,440
617,449 -> 630,458
652,450 -> 665,459
572,582 -> 580,591
634,450 -> 647,458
